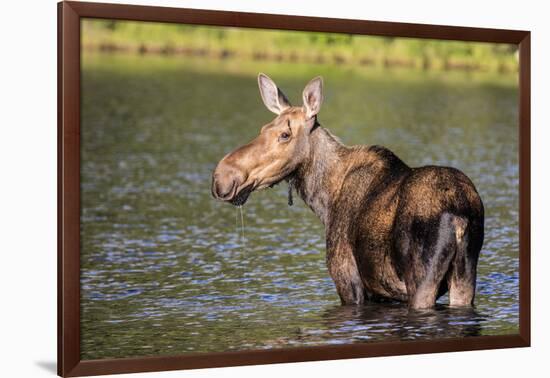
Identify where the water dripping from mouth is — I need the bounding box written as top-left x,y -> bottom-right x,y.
239,205 -> 245,245
235,206 -> 239,242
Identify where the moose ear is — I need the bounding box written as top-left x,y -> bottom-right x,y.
258,73 -> 291,115
302,76 -> 323,119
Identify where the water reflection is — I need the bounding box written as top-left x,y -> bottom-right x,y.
324,304 -> 484,341
80,53 -> 519,360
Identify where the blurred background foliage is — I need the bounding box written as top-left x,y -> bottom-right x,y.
82,19 -> 518,73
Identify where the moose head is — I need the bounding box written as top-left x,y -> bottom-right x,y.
211,74 -> 324,206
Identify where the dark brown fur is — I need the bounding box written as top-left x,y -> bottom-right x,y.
212,74 -> 484,309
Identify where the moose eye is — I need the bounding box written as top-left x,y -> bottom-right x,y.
279,132 -> 291,142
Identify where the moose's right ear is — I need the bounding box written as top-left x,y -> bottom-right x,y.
258,73 -> 291,115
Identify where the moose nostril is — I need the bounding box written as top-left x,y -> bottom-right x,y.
215,179 -> 236,199
212,161 -> 246,200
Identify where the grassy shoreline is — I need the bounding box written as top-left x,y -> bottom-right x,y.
82,19 -> 518,74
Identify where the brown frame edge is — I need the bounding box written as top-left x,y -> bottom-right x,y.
58,1 -> 81,377
58,1 -> 531,376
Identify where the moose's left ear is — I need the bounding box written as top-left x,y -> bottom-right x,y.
302,76 -> 323,119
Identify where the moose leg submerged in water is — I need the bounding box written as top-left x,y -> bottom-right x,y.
212,73 -> 484,309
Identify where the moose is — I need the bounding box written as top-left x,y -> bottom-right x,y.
211,74 -> 484,309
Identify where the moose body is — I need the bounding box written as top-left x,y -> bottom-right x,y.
212,74 -> 484,309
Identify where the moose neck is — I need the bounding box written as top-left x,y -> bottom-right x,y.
292,125 -> 348,226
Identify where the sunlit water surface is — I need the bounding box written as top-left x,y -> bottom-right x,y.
80,53 -> 519,359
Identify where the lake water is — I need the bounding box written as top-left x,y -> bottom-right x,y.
80,53 -> 519,360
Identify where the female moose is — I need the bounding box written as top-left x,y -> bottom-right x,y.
212,74 -> 484,309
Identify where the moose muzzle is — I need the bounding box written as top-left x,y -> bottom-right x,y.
211,159 -> 251,205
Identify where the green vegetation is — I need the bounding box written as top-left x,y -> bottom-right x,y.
82,19 -> 518,73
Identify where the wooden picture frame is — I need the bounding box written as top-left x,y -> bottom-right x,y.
58,1 -> 531,376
